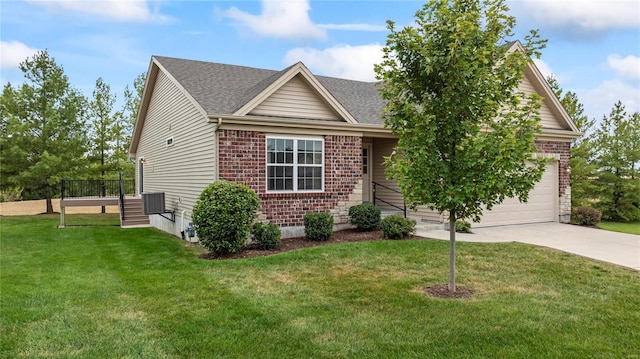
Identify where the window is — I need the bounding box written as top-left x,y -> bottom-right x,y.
166,137 -> 174,147
267,136 -> 323,192
362,148 -> 368,174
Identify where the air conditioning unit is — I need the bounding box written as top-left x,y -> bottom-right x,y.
142,192 -> 166,215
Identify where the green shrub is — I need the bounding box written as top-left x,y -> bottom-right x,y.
348,203 -> 381,231
0,187 -> 23,203
252,222 -> 281,250
455,220 -> 472,233
192,180 -> 259,254
572,206 -> 603,226
304,212 -> 334,241
380,215 -> 416,240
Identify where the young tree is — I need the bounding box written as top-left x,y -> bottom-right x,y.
0,51 -> 87,213
375,0 -> 547,292
546,77 -> 597,207
593,102 -> 640,221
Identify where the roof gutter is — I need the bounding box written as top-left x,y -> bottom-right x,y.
207,114 -> 395,137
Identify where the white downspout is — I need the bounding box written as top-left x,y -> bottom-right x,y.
180,210 -> 186,240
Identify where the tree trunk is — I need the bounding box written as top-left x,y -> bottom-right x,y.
45,186 -> 54,214
448,212 -> 456,292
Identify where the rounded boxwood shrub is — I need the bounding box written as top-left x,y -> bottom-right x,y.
572,206 -> 602,226
304,212 -> 334,241
252,221 -> 281,250
455,220 -> 472,233
348,203 -> 381,231
380,214 -> 416,240
192,180 -> 259,254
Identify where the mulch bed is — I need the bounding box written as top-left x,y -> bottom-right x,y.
424,284 -> 475,299
198,228 -> 418,260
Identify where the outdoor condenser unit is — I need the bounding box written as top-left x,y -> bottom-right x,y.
142,192 -> 166,215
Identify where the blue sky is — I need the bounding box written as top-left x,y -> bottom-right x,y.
1,0 -> 639,124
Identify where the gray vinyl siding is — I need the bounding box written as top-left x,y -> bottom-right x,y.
136,70 -> 216,235
249,74 -> 341,120
519,75 -> 562,130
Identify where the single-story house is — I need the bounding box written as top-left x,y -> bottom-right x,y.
128,41 -> 580,239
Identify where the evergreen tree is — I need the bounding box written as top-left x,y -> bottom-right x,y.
119,73 -> 146,179
546,76 -> 597,207
88,78 -> 121,179
593,102 -> 640,221
0,50 -> 87,213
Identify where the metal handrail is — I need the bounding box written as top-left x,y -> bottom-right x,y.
61,179 -> 134,199
372,181 -> 407,218
119,179 -> 126,221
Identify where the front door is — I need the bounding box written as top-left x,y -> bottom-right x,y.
362,143 -> 372,202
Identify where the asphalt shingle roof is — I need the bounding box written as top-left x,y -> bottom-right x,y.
153,56 -> 384,125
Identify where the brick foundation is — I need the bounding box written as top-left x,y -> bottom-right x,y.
218,130 -> 362,226
534,140 -> 571,223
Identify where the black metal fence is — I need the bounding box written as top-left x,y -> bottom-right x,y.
61,179 -> 135,199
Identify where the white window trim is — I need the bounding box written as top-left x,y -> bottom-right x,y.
265,135 -> 325,193
166,136 -> 174,147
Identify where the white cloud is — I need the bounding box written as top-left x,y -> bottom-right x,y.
29,0 -> 171,22
220,0 -> 326,41
533,59 -> 554,79
512,0 -> 640,37
607,54 -> 640,81
285,44 -> 384,82
533,58 -> 571,84
582,79 -> 640,119
0,41 -> 40,69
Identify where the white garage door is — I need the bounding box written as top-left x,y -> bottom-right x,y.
476,161 -> 558,227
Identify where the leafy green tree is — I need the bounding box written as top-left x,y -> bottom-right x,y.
593,102 -> 640,221
0,50 -> 87,213
375,0 -> 547,292
123,73 -> 146,129
546,76 -> 597,207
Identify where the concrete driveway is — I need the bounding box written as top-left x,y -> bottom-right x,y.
416,222 -> 640,271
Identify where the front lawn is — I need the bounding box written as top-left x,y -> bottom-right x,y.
597,221 -> 640,235
2,215 -> 639,358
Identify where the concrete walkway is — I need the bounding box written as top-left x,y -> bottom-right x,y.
416,222 -> 640,271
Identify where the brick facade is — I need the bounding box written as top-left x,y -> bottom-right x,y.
534,140 -> 572,223
218,130 -> 363,226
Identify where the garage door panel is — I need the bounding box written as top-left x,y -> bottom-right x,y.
476,162 -> 558,227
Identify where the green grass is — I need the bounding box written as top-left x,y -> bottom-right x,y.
597,221 -> 640,235
2,215 -> 639,358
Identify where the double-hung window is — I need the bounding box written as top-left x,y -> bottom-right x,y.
266,136 -> 324,192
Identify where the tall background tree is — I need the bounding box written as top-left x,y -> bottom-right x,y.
0,50 -> 87,213
593,102 -> 640,221
547,77 -> 597,208
87,77 -> 122,212
119,73 -> 146,179
375,0 -> 547,292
